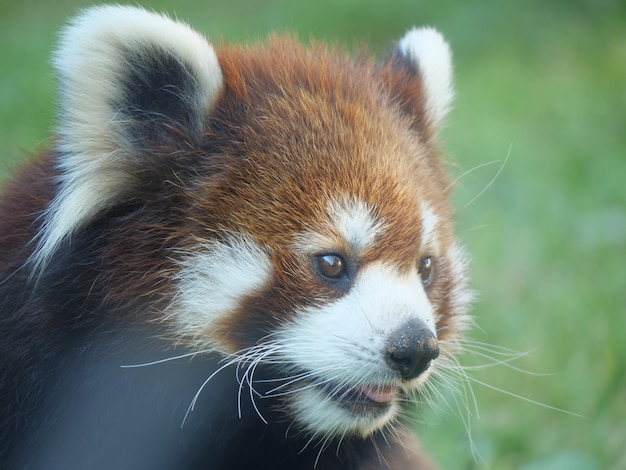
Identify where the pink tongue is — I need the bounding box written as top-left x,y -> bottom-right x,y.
359,385 -> 397,403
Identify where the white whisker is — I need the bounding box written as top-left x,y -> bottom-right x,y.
181,355 -> 242,428
263,371 -> 316,396
445,159 -> 503,193
313,433 -> 334,469
334,431 -> 347,457
458,341 -> 564,375
120,348 -> 214,368
459,143 -> 512,211
469,375 -> 587,419
425,332 -> 587,466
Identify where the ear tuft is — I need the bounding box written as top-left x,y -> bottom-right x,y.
31,5 -> 223,273
397,27 -> 453,127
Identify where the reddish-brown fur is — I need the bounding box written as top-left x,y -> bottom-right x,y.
0,26 -> 465,468
202,38 -> 458,349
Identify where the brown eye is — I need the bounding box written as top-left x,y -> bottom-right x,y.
315,254 -> 346,280
418,256 -> 434,286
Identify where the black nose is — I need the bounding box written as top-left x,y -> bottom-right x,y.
385,320 -> 439,380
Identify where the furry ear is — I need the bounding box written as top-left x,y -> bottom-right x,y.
391,27 -> 454,131
32,5 -> 223,272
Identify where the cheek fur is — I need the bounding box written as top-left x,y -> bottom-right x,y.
268,262 -> 445,437
432,241 -> 473,346
167,234 -> 273,349
276,263 -> 436,385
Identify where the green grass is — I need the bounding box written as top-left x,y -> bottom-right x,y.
1,0 -> 624,468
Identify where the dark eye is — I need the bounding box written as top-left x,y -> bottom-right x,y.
315,254 -> 347,280
418,256 -> 434,286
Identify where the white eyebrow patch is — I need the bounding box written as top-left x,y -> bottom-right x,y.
294,198 -> 385,254
328,199 -> 384,251
420,202 -> 440,251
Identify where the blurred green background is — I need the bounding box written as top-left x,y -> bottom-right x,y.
1,0 -> 624,468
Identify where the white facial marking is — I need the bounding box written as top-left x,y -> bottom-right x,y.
420,202 -> 440,251
329,199 -> 384,252
277,262 -> 436,436
445,242 -> 474,332
290,386 -> 399,438
398,27 -> 453,126
171,235 -> 272,343
294,199 -> 385,254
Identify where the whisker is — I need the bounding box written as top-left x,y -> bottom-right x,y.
459,342 -> 561,376
334,431 -> 347,457
445,159 -> 503,193
256,370 -> 310,383
314,433 -> 334,469
369,433 -> 391,469
263,371 -> 316,395
299,431 -> 320,455
182,355 -> 242,428
236,344 -> 282,422
459,339 -> 529,356
468,375 -> 587,419
244,356 -> 269,423
442,353 -> 480,417
459,143 -> 512,211
120,348 -> 214,368
181,341 -> 283,427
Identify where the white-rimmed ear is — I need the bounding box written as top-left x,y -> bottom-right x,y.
397,27 -> 453,128
31,5 -> 223,272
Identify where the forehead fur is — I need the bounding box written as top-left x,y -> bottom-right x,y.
194,36 -> 452,257
292,199 -> 385,255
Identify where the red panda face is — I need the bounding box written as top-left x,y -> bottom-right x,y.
163,38 -> 472,437
23,5 -> 472,443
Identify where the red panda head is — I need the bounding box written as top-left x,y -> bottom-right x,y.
32,5 -> 472,440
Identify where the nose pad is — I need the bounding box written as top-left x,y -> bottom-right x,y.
385,320 -> 439,380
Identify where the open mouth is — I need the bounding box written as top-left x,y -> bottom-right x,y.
327,383 -> 398,412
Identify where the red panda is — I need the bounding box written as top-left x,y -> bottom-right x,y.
0,5 -> 472,469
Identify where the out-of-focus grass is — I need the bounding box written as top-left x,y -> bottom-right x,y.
1,0 -> 624,468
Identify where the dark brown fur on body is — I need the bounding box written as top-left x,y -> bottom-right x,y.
1,6 -> 469,469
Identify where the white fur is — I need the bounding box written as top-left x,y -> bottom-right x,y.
398,27 -> 453,126
293,199 -> 384,254
444,242 -> 474,334
31,5 -> 223,272
290,385 -> 398,438
329,199 -> 385,252
171,235 -> 272,346
276,262 -> 436,436
419,202 -> 440,252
